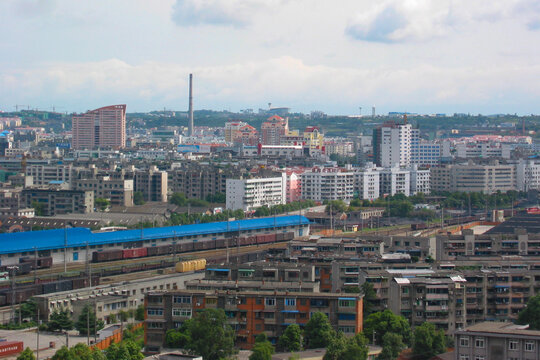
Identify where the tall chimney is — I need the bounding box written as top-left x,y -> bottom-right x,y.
188,73 -> 194,137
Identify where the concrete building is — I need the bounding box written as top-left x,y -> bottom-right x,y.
168,166 -> 231,200
455,322 -> 540,360
25,164 -> 72,187
134,166 -> 168,202
373,122 -> 412,167
302,126 -> 324,151
301,169 -> 355,202
516,159 -> 540,192
410,166 -> 431,195
379,166 -> 411,197
354,167 -> 380,200
144,290 -> 363,351
72,105 -> 126,150
455,142 -> 512,159
226,176 -> 286,211
431,161 -> 516,194
261,116 -> 288,145
73,177 -> 134,207
33,273 -> 202,324
22,187 -> 94,216
225,122 -> 259,146
411,129 -> 441,166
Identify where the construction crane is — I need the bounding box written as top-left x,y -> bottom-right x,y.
50,105 -> 64,113
14,105 -> 30,111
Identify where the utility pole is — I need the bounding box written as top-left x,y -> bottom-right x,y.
7,266 -> 18,324
64,226 -> 67,274
87,307 -> 90,345
37,308 -> 40,360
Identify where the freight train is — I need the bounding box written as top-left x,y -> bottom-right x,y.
91,232 -> 294,263
411,215 -> 484,231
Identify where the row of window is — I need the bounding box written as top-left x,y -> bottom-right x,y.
460,336 -> 535,352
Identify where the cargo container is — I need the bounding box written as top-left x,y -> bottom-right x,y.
92,249 -> 123,262
0,341 -> 23,357
122,247 -> 148,259
176,259 -> 206,273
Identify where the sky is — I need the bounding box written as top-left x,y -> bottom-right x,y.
1,0 -> 540,115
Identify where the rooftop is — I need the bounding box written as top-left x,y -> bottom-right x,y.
0,215 -> 309,254
458,322 -> 540,337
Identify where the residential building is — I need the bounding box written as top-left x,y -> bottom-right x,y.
455,322 -> 540,360
455,143 -> 512,159
226,176 -> 286,211
144,290 -> 363,351
373,122 -> 412,167
380,166 -> 411,197
168,165 -> 232,200
325,140 -> 355,157
225,122 -> 259,146
301,169 -> 355,202
73,177 -> 134,207
261,116 -> 288,145
303,126 -> 324,150
431,161 -> 516,194
134,166 -> 168,202
516,159 -> 540,192
410,166 -> 431,195
72,104 -> 126,150
354,166 -> 380,200
25,164 -> 72,187
22,188 -> 94,216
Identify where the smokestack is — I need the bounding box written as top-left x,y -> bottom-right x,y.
188,73 -> 194,137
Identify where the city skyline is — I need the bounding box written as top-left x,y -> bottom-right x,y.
2,0 -> 540,115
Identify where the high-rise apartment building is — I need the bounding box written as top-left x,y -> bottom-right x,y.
226,176 -> 286,211
373,122 -> 412,167
261,115 -> 288,145
301,169 -> 355,202
72,105 -> 126,150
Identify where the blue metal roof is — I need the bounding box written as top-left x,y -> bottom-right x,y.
0,215 -> 309,254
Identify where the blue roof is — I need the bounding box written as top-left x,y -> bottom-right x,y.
0,215 -> 309,254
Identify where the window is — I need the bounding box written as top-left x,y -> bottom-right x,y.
265,298 -> 276,306
285,298 -> 296,306
525,341 -> 535,352
460,336 -> 469,347
206,298 -> 217,305
339,300 -> 355,307
338,313 -> 356,321
263,312 -> 274,319
147,322 -> 163,329
474,357 -> 484,360
459,355 -> 469,360
172,308 -> 192,318
475,337 -> 484,348
173,296 -> 191,304
508,339 -> 519,350
147,308 -> 163,316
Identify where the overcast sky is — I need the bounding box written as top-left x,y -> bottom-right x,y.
1,0 -> 540,115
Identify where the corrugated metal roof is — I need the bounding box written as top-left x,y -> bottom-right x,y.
0,215 -> 309,254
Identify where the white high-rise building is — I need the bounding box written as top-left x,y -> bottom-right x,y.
373,123 -> 412,167
354,166 -> 380,200
410,165 -> 431,195
301,169 -> 355,202
380,166 -> 411,196
516,159 -> 540,192
226,176 -> 286,211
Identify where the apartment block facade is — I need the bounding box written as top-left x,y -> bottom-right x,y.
144,290 -> 363,351
301,169 -> 355,202
226,176 -> 286,211
22,188 -> 94,216
72,105 -> 126,150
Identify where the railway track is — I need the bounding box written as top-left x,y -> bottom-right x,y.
15,242 -> 288,282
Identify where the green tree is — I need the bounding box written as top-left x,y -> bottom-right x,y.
325,200 -> 347,215
105,340 -> 143,360
518,294 -> 540,329
95,198 -> 110,211
51,343 -> 106,360
16,300 -> 37,320
205,192 -> 226,203
304,312 -> 335,349
135,305 -> 145,321
16,348 -> 35,360
363,310 -> 412,346
109,313 -> 117,324
75,305 -> 104,336
278,324 -> 302,352
165,327 -> 191,349
170,192 -> 188,206
250,333 -> 274,360
47,308 -> 73,332
118,310 -> 129,322
133,191 -> 145,205
324,333 -> 368,360
361,282 -> 377,317
412,322 -> 446,360
174,309 -> 236,360
31,201 -> 45,216
377,332 -> 405,360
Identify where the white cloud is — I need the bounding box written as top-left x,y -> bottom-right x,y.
2,57 -> 540,114
346,0 -> 540,43
171,0 -> 283,27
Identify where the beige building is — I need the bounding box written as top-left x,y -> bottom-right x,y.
72,105 -> 126,150
73,177 -> 134,207
134,166 -> 168,202
431,161 -> 516,194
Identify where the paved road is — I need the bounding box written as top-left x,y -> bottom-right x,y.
0,328 -> 90,359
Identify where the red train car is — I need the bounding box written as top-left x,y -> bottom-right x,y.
122,247 -> 147,259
